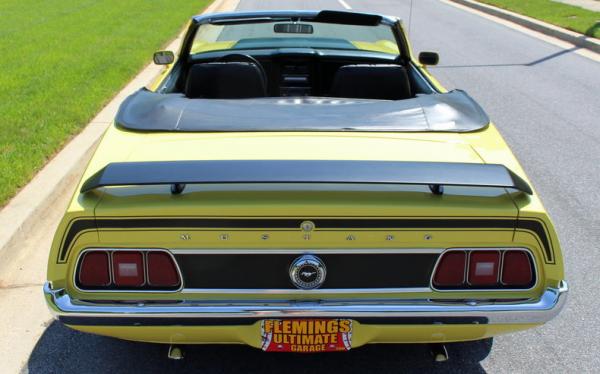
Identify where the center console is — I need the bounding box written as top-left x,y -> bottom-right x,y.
278,62 -> 312,97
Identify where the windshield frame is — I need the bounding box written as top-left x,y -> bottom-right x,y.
193,10 -> 400,26
179,10 -> 410,61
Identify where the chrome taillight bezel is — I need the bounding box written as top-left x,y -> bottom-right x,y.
431,248 -> 537,292
74,248 -> 183,293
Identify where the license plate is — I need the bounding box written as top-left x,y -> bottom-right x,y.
261,319 -> 352,353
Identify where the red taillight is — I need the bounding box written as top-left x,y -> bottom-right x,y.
501,251 -> 533,286
112,251 -> 145,287
147,252 -> 180,287
79,251 -> 110,287
77,250 -> 180,290
468,251 -> 500,286
432,251 -> 466,287
433,249 -> 534,290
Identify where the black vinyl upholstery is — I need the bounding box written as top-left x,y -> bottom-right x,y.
185,62 -> 267,99
330,64 -> 412,100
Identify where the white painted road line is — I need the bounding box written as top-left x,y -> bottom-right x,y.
338,0 -> 352,10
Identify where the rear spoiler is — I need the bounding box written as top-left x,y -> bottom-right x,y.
80,160 -> 532,195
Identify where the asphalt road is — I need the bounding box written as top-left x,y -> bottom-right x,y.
23,0 -> 600,373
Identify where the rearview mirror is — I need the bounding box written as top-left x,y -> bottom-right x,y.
274,23 -> 314,34
418,51 -> 439,66
153,50 -> 174,65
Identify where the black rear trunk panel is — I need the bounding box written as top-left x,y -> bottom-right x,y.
175,253 -> 438,289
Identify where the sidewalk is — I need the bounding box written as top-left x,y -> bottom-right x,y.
449,0 -> 600,53
553,0 -> 600,12
0,0 -> 237,261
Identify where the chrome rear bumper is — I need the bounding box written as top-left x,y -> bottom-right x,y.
44,281 -> 568,326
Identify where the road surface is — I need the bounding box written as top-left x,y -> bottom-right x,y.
16,0 -> 600,372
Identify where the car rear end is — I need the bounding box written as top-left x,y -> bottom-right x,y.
44,160 -> 567,350
44,9 -> 567,351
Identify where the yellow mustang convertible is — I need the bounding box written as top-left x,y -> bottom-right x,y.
44,10 -> 567,358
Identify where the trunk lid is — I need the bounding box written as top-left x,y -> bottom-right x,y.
93,132 -> 518,219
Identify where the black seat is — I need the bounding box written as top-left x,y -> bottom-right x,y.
330,64 -> 412,100
185,62 -> 267,99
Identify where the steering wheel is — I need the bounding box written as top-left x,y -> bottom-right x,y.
217,53 -> 268,88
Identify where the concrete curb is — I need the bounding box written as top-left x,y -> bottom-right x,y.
0,0 -> 238,262
449,0 -> 600,53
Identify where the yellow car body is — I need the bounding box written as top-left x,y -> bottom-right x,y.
44,10 -> 567,351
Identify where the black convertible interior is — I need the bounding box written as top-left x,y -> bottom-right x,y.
124,11 -> 488,132
119,49 -> 489,132
165,51 -> 437,100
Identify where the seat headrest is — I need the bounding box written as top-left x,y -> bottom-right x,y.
185,62 -> 267,99
330,64 -> 412,100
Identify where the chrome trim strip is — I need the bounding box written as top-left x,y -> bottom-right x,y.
44,281 -> 568,325
179,287 -> 432,294
170,248 -> 445,255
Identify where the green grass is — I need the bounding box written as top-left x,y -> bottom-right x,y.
478,0 -> 600,38
0,0 -> 210,206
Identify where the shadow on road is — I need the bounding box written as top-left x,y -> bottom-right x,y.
26,322 -> 492,373
432,47 -> 580,69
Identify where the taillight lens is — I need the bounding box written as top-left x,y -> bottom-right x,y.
79,252 -> 110,287
433,251 -> 466,287
112,251 -> 145,287
77,249 -> 180,290
147,252 -> 180,287
468,251 -> 500,286
501,251 -> 533,286
432,249 -> 534,290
